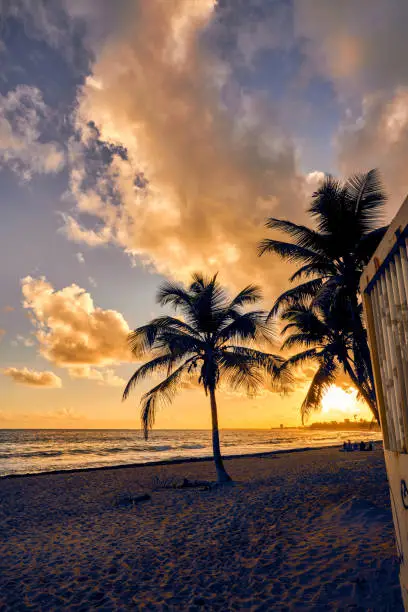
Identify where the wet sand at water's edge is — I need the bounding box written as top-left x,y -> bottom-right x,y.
0,446 -> 402,610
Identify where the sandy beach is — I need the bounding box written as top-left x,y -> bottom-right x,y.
0,446 -> 402,611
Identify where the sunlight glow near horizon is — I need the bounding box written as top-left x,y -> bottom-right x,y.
319,385 -> 373,421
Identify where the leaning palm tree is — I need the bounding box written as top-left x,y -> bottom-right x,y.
123,273 -> 285,483
259,169 -> 388,421
280,301 -> 378,422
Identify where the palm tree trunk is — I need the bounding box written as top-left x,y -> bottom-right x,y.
209,388 -> 232,483
343,358 -> 379,422
348,292 -> 379,422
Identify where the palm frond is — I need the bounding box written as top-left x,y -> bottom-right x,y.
128,324 -> 161,355
156,329 -> 204,356
122,353 -> 176,401
190,272 -> 210,291
346,169 -> 387,232
311,276 -> 345,312
218,310 -> 274,345
228,285 -> 262,308
197,278 -> 227,329
281,333 -> 322,350
157,281 -> 193,311
218,350 -> 263,395
301,359 -> 337,423
308,175 -> 347,235
265,218 -> 329,254
128,315 -> 204,355
269,278 -> 324,317
140,357 -> 196,439
283,348 -> 319,369
258,239 -> 323,264
225,345 -> 291,388
290,264 -> 333,283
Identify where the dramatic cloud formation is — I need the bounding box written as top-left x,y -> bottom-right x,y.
3,0 -> 396,426
61,0 -> 312,295
0,86 -> 65,180
3,367 -> 62,388
21,276 -> 131,367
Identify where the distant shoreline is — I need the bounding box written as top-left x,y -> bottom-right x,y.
0,440 -> 382,480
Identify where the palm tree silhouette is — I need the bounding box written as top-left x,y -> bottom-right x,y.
123,273 -> 285,483
280,301 -> 377,422
259,169 -> 387,421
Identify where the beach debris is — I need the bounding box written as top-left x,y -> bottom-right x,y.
115,492 -> 151,508
152,476 -> 213,491
176,477 -> 212,490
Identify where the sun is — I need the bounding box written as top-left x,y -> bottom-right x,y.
318,385 -> 373,421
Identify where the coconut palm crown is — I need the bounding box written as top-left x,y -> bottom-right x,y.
123,273 -> 285,483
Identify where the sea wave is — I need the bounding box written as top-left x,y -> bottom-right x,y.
0,444 -> 178,460
0,450 -> 64,459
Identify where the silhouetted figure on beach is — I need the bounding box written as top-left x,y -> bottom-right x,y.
360,440 -> 366,451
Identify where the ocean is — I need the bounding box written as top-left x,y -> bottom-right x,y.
0,429 -> 382,477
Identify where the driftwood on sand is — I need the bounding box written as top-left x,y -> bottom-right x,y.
152,476 -> 214,491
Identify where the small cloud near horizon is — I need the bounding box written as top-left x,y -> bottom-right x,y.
3,367 -> 62,388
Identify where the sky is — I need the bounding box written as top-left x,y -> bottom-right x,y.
1,0 -> 407,430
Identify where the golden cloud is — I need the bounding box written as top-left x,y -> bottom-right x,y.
3,367 -> 62,388
63,0 -> 314,298
21,276 -> 131,367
